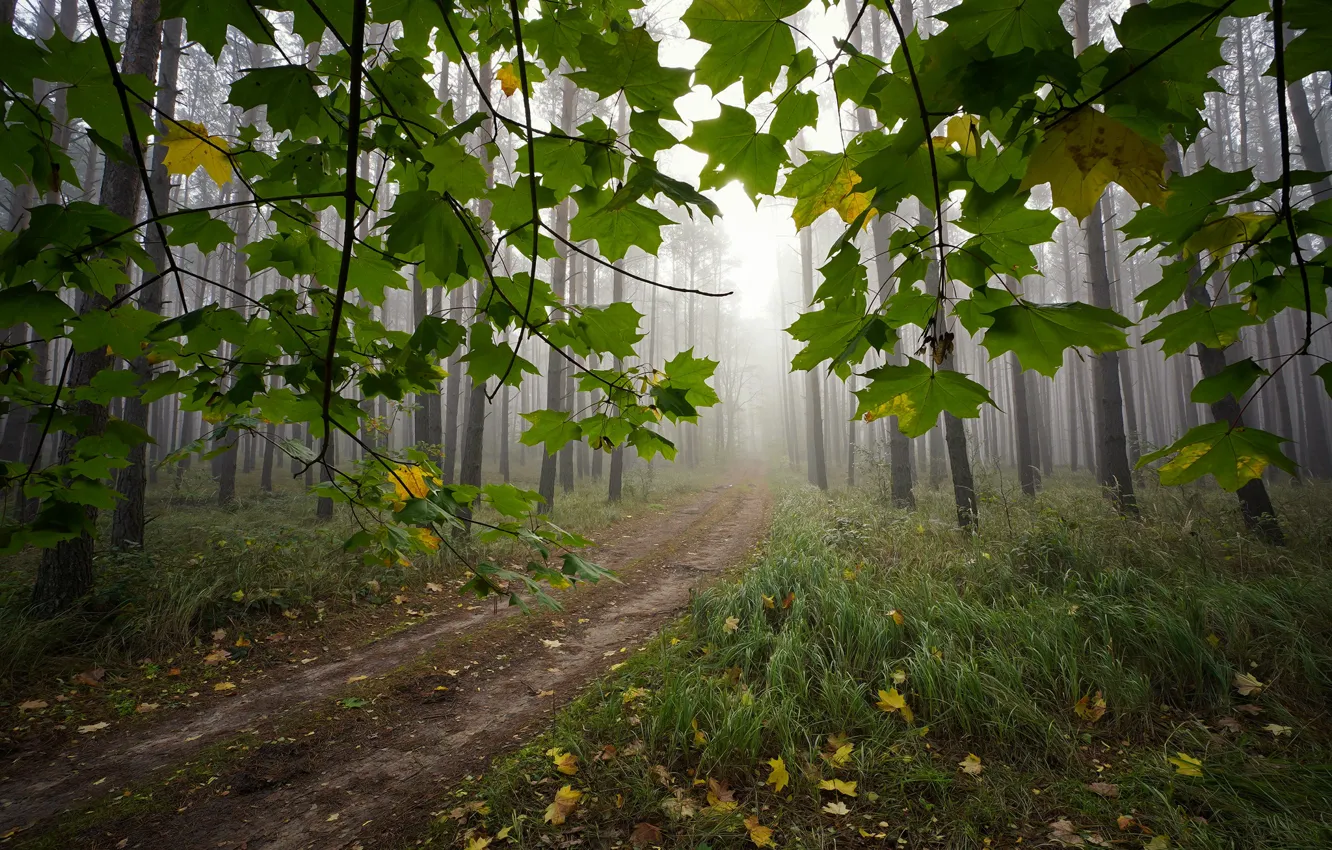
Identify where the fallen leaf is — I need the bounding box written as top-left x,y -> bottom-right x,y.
1233,672 -> 1264,696
393,594 -> 407,605
78,722 -> 109,734
1049,819 -> 1085,846
347,675 -> 368,683
622,686 -> 651,704
597,744 -> 617,761
1263,723 -> 1293,737
1168,752 -> 1203,777
135,703 -> 160,714
1116,815 -> 1137,831
888,609 -> 904,626
211,628 -> 227,643
546,747 -> 579,776
765,756 -> 789,793
1145,837 -> 1171,850
464,837 -> 491,850
891,669 -> 907,685
495,825 -> 511,841
73,668 -> 106,687
1214,716 -> 1242,733
876,687 -> 914,723
234,636 -> 250,648
18,699 -> 48,712
542,639 -> 563,649
723,616 -> 740,633
1087,782 -> 1118,798
818,778 -> 858,797
536,689 -> 555,698
958,753 -> 983,775
214,682 -> 236,692
543,784 -> 581,825
781,591 -> 794,609
202,650 -> 229,666
691,717 -> 707,746
762,594 -> 775,609
326,812 -> 339,822
1234,704 -> 1263,715
824,742 -> 854,768
1074,691 -> 1107,723
744,814 -> 775,847
629,822 -> 662,847
821,800 -> 850,816
425,582 -> 444,593
706,777 -> 736,811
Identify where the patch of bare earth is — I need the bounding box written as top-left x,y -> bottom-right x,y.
3,477 -> 771,849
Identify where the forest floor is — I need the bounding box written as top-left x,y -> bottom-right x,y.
1,473 -> 772,848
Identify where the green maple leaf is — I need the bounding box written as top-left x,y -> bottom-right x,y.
628,110 -> 680,159
521,409 -> 582,455
769,89 -> 818,143
460,323 -> 539,387
681,0 -> 805,101
570,188 -> 674,262
956,187 -> 1059,278
515,137 -> 595,197
1138,422 -> 1296,491
1142,302 -> 1260,356
936,0 -> 1067,57
689,105 -> 786,200
661,348 -> 721,411
1190,357 -> 1267,405
788,294 -> 869,372
547,303 -> 645,360
854,359 -> 993,438
981,302 -> 1132,376
165,211 -> 236,254
0,284 -> 76,341
570,30 -> 691,120
1120,165 -> 1254,253
228,66 -> 326,136
160,0 -> 276,60
425,138 -> 488,202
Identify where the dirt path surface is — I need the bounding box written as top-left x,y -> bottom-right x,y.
3,477 -> 770,849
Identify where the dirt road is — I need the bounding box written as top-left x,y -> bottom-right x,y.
3,477 -> 770,848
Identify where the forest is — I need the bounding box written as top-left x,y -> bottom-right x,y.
1,0 -> 1331,846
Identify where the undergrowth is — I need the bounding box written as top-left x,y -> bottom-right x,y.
0,461 -> 708,690
428,475 -> 1332,849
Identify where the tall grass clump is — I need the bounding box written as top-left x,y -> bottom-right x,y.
438,475 -> 1332,849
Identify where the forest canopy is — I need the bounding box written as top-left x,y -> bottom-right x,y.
1,0 -> 1329,611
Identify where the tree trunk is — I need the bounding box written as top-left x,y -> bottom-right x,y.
111,16 -> 183,548
32,0 -> 162,615
798,227 -> 828,490
1010,353 -> 1039,496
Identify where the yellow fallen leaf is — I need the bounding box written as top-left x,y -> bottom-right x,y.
546,747 -> 579,775
347,675 -> 368,683
818,778 -> 858,797
744,814 -> 775,847
214,682 -> 236,691
891,669 -> 907,684
887,609 -> 905,626
875,688 -> 914,723
542,639 -> 563,649
495,826 -> 511,841
958,753 -> 983,775
160,119 -> 232,187
706,777 -> 736,811
464,837 -> 492,850
326,813 -> 339,822
822,800 -> 850,816
826,742 -> 854,768
78,722 -> 109,733
1233,672 -> 1264,696
765,756 -> 789,793
691,717 -> 707,747
723,616 -> 740,633
1074,690 -> 1106,723
135,703 -> 159,713
762,594 -> 775,609
1263,723 -> 1292,737
543,784 -> 581,824
1168,752 -> 1203,777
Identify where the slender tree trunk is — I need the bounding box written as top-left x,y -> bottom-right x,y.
1010,353 -> 1039,496
111,16 -> 183,547
798,227 -> 828,490
608,257 -> 627,501
31,0 -> 162,615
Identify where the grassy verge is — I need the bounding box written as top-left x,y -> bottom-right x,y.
426,476 -> 1332,849
0,461 -> 712,697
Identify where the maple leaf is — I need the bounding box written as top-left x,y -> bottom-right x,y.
691,717 -> 708,747
464,837 -> 492,850
765,756 -> 789,793
73,668 -> 106,687
892,669 -> 907,684
958,753 -> 983,775
1087,782 -> 1119,798
78,722 -> 109,733
1116,815 -> 1137,831
706,777 -> 737,811
762,594 -> 775,609
744,814 -> 775,847
1233,672 -> 1264,696
1074,691 -> 1107,723
214,682 -> 236,691
782,591 -> 795,609
818,778 -> 858,797
723,616 -> 740,633
1020,107 -> 1167,221
546,747 -> 579,775
543,784 -> 582,825
1264,723 -> 1293,737
161,120 -> 232,187
823,741 -> 854,768
1168,752 -> 1203,777
629,821 -> 662,847
1049,819 -> 1085,846
135,703 -> 160,713
497,63 -> 521,97
876,688 -> 915,723
18,699 -> 47,711
822,800 -> 850,816
887,609 -> 905,626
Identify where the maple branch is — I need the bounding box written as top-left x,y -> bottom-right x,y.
543,227 -> 733,297
319,0 -> 367,461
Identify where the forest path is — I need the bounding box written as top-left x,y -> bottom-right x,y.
4,473 -> 771,849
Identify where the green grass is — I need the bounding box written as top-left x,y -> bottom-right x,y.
426,473 -> 1332,849
0,460 -> 711,692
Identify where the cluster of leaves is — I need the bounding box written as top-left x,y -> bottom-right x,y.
0,0 -> 725,594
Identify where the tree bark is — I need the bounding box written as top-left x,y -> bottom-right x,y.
1010,353 -> 1039,496
798,226 -> 828,490
32,0 -> 162,615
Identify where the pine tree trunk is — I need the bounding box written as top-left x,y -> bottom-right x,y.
32,0 -> 162,615
608,257 -> 627,501
260,422 -> 276,492
1011,353 -> 1039,496
798,227 -> 828,490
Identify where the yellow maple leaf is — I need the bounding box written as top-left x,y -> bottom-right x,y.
464,837 -> 492,850
1183,212 -> 1273,259
723,616 -> 740,633
932,114 -> 981,156
875,687 -> 914,723
691,717 -> 708,747
546,747 -> 579,776
1168,752 -> 1203,777
792,160 -> 876,229
821,800 -> 850,816
1019,107 -> 1167,221
826,742 -> 854,768
1233,672 -> 1264,696
160,120 -> 232,187
705,777 -> 737,811
958,753 -> 983,775
765,756 -> 789,793
543,784 -> 582,824
762,594 -> 776,609
744,814 -> 775,847
497,63 -> 522,97
818,778 -> 858,797
1073,690 -> 1106,723
888,609 -> 905,626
